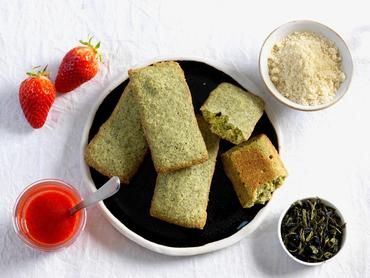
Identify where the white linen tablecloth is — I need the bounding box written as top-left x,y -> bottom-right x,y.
0,0 -> 369,277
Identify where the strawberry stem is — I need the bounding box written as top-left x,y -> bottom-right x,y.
26,65 -> 49,78
79,36 -> 102,62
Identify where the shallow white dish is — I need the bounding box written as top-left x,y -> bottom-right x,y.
80,58 -> 284,256
259,20 -> 353,111
278,197 -> 347,266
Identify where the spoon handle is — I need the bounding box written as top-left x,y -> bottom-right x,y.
69,176 -> 120,215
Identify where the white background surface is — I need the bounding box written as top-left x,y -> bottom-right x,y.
0,0 -> 369,277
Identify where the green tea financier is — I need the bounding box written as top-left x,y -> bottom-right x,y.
222,134 -> 287,208
129,61 -> 208,173
85,83 -> 148,184
150,116 -> 220,229
201,82 -> 264,145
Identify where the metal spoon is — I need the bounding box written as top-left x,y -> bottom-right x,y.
69,176 -> 120,215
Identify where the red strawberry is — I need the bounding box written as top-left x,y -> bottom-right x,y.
55,38 -> 101,93
19,66 -> 56,129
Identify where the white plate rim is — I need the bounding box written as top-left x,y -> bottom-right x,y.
79,57 -> 284,256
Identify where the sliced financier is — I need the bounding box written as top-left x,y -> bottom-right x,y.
201,82 -> 265,145
85,83 -> 148,184
150,116 -> 220,229
129,61 -> 208,173
222,134 -> 287,208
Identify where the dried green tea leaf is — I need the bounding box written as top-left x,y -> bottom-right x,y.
306,231 -> 313,242
302,209 -> 308,227
281,198 -> 345,263
310,245 -> 319,254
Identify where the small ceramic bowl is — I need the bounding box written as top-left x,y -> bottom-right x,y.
259,20 -> 353,111
278,197 -> 347,266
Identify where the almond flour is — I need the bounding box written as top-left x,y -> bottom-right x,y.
268,31 -> 345,106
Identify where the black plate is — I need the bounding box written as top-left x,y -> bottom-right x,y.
88,61 -> 278,248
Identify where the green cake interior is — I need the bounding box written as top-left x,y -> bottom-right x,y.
255,176 -> 286,205
202,110 -> 244,145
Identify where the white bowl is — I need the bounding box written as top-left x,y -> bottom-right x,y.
278,197 -> 347,266
259,20 -> 353,111
80,57 -> 284,256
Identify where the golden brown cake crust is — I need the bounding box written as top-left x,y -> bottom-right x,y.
222,134 -> 288,207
